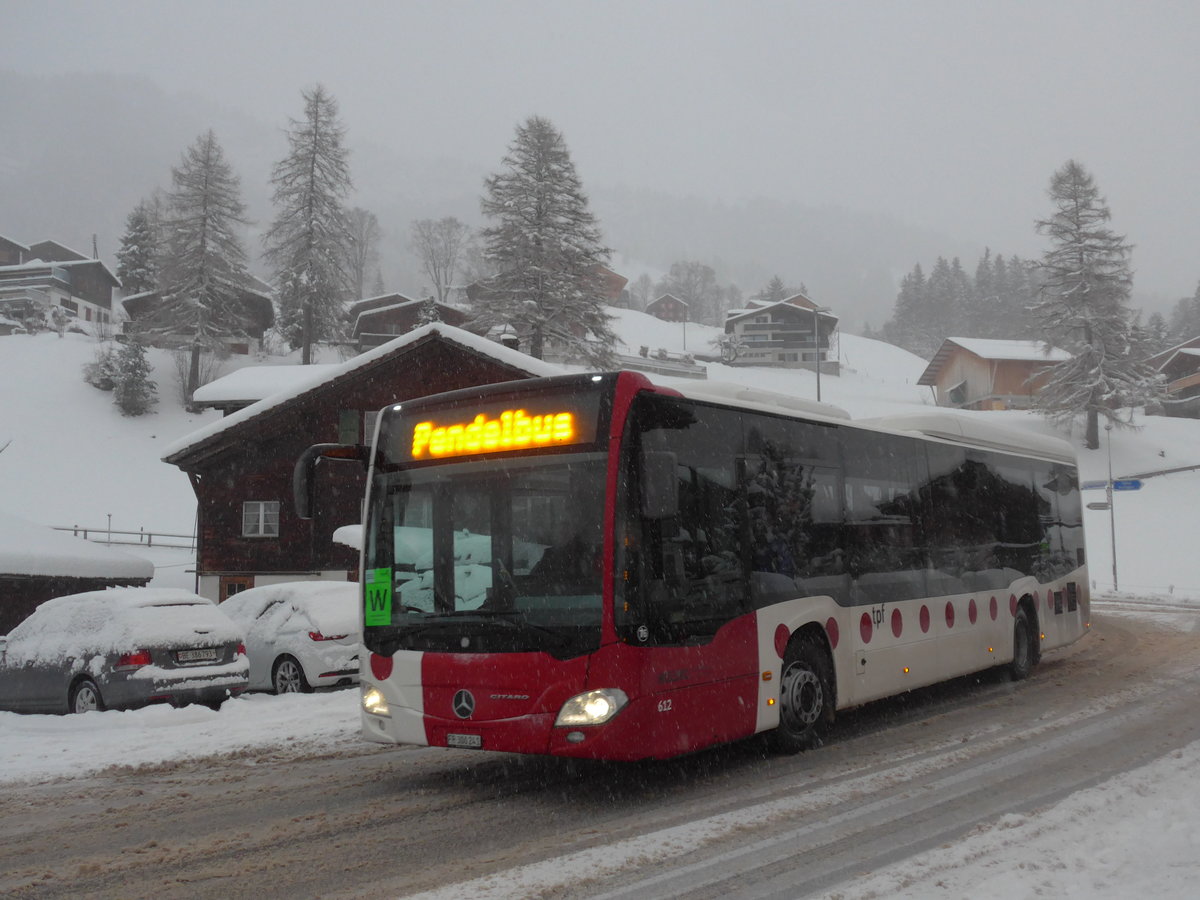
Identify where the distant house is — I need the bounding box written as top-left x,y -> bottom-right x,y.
645,293 -> 689,323
918,337 -> 1070,410
345,293 -> 470,351
1147,337 -> 1200,418
0,511 -> 153,633
723,293 -> 839,372
162,324 -> 562,602
0,234 -> 120,334
121,287 -> 275,354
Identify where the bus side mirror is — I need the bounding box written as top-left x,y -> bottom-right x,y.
293,443 -> 369,520
640,451 -> 678,520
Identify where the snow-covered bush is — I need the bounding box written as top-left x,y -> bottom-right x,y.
82,343 -> 120,391
113,340 -> 157,416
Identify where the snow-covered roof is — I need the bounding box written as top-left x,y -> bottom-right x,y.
162,324 -> 565,462
0,510 -> 154,580
191,364 -> 339,406
944,337 -> 1071,362
724,299 -> 838,324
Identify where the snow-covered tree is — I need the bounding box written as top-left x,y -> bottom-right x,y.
115,201 -> 160,295
264,85 -> 353,363
345,207 -> 381,301
155,130 -> 254,404
411,216 -> 470,305
417,296 -> 441,325
112,339 -> 157,416
1031,159 -> 1162,449
1168,282 -> 1200,342
474,116 -> 617,365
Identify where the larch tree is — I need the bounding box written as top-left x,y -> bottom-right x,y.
410,216 -> 470,305
345,207 -> 381,300
155,130 -> 254,405
1031,159 -> 1162,449
475,116 -> 617,365
264,85 -> 353,364
115,201 -> 161,296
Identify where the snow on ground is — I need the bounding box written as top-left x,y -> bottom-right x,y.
2,319 -> 1200,897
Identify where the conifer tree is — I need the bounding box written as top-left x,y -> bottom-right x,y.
345,207 -> 381,301
474,116 -> 617,365
1031,159 -> 1162,449
155,130 -> 254,404
112,339 -> 157,416
115,201 -> 160,295
264,85 -> 353,363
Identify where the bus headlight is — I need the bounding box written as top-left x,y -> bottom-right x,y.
362,686 -> 390,718
555,689 -> 628,727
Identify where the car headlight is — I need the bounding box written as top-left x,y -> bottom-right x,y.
362,685 -> 390,718
555,689 -> 629,727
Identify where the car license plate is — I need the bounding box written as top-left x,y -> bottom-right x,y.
177,648 -> 218,663
446,733 -> 483,749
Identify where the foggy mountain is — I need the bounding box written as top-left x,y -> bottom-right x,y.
1,70 -> 978,332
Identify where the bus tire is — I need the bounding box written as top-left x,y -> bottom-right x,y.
769,636 -> 832,754
1010,607 -> 1034,681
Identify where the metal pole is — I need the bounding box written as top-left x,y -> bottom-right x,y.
1106,424 -> 1118,592
812,306 -> 821,402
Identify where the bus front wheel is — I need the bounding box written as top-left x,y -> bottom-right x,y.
769,637 -> 832,754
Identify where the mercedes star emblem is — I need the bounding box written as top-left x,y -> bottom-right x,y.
452,689 -> 475,719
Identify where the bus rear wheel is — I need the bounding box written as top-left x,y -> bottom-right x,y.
1010,608 -> 1034,681
769,637 -> 831,754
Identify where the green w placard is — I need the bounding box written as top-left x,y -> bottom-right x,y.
365,567 -> 393,626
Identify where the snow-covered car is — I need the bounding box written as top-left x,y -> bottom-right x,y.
217,581 -> 360,694
0,588 -> 249,715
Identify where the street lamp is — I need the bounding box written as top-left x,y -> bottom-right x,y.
811,305 -> 831,402
1105,423 -> 1118,592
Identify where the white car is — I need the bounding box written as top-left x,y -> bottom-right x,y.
219,582 -> 360,694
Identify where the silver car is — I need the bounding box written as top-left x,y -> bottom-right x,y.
0,588 -> 249,714
218,581 -> 360,694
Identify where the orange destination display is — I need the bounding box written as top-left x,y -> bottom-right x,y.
384,382 -> 605,464
411,409 -> 577,458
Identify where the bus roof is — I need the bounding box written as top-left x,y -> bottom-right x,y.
857,411 -> 1077,464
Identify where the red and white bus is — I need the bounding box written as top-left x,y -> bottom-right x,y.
296,370 -> 1089,760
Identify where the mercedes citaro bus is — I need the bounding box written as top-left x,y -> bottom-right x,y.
294,370 -> 1088,760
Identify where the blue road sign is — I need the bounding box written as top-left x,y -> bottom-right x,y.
1112,479 -> 1143,491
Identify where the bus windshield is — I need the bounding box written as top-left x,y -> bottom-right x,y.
364,453 -> 609,660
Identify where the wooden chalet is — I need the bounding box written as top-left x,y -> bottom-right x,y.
0,236 -> 120,332
723,293 -> 840,372
161,324 -> 562,602
345,293 -> 470,351
121,287 -> 275,354
918,337 -> 1070,410
1147,337 -> 1200,418
0,511 -> 153,633
645,293 -> 689,323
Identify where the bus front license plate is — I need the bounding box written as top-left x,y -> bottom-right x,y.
447,733 -> 483,749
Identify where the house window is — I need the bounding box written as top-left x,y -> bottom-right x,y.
220,575 -> 255,602
243,500 -> 280,537
339,409 -> 361,444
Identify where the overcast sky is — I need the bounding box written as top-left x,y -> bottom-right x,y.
7,0 -> 1200,303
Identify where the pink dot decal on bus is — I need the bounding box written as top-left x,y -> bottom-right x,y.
945,601 -> 956,628
920,605 -> 930,633
860,612 -> 873,644
990,596 -> 999,620
774,624 -> 790,659
968,598 -> 978,624
370,653 -> 393,681
826,617 -> 840,650
891,608 -> 903,638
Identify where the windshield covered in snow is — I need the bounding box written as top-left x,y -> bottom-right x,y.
364,453 -> 609,660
